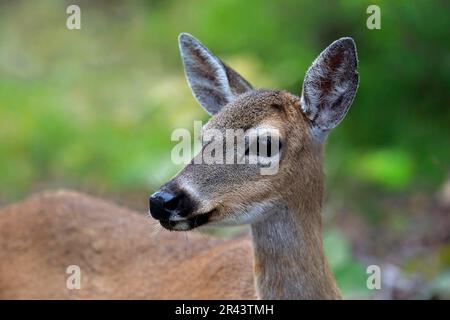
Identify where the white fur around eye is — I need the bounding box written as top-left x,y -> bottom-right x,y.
244,127 -> 281,159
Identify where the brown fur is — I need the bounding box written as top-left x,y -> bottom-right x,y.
0,190 -> 255,299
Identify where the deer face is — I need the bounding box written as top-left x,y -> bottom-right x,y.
150,34 -> 358,231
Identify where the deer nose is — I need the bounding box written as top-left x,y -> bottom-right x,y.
149,190 -> 181,220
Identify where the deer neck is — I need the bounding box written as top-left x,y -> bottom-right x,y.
250,195 -> 341,299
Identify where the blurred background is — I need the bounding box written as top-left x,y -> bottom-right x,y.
0,0 -> 449,299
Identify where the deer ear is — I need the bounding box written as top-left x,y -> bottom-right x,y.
179,33 -> 253,115
300,37 -> 359,141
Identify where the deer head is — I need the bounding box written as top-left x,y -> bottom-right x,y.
149,33 -> 358,232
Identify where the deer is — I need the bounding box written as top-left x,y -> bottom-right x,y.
0,33 -> 358,300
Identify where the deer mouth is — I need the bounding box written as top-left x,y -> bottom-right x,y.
158,211 -> 212,231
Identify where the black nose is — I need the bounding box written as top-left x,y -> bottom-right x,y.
149,190 -> 181,220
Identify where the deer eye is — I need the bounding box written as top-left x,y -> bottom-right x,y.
245,135 -> 282,158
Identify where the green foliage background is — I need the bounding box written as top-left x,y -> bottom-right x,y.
0,0 -> 449,299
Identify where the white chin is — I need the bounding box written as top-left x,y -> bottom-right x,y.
210,200 -> 277,226
172,221 -> 192,231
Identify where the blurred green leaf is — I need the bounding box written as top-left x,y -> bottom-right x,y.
351,149 -> 414,190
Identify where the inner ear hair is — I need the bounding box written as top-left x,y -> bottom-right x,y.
301,37 -> 359,141
179,33 -> 253,115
